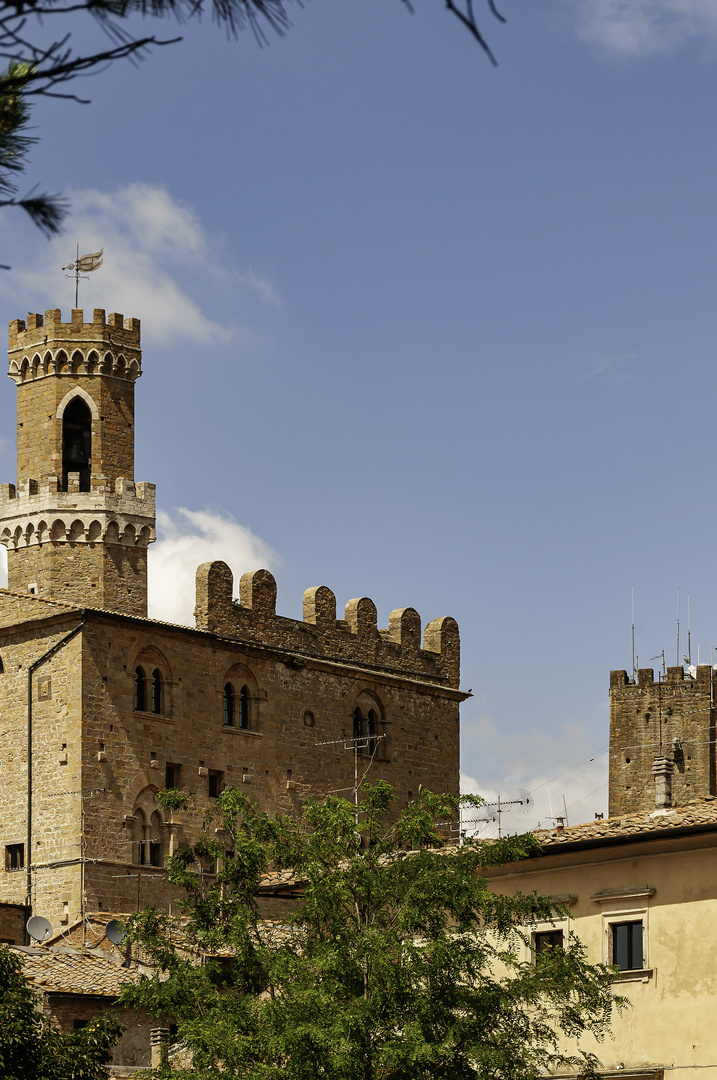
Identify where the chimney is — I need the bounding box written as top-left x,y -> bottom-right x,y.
653,757 -> 675,810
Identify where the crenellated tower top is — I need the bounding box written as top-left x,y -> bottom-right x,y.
0,307 -> 155,616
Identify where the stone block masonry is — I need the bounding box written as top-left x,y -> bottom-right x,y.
0,310 -> 154,617
609,665 -> 716,816
0,302 -> 466,932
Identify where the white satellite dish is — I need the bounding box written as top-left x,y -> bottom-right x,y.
27,915 -> 53,943
105,919 -> 126,945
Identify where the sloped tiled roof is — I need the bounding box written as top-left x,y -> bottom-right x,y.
534,795 -> 717,848
16,947 -> 139,997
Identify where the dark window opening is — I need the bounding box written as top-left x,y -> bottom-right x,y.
134,667 -> 146,711
239,685 -> 249,729
148,841 -> 162,867
353,708 -> 377,756
5,843 -> 24,871
612,921 -> 643,971
62,397 -> 92,492
208,770 -> 223,799
165,763 -> 181,790
534,930 -> 564,959
223,683 -> 234,727
73,1019 -> 88,1030
151,669 -> 162,714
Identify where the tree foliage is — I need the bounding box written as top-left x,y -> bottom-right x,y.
0,943 -> 122,1080
120,782 -> 623,1080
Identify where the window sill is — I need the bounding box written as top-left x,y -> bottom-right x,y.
134,710 -> 174,725
221,726 -> 263,738
612,967 -> 653,983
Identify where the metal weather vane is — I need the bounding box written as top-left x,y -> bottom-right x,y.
62,243 -> 103,307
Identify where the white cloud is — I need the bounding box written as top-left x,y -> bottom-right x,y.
1,183 -> 281,345
0,507 -> 277,624
460,710 -> 608,837
569,0 -> 717,56
585,351 -> 639,383
147,507 -> 280,625
238,268 -> 283,310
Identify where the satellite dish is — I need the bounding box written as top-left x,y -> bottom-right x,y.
27,915 -> 53,943
105,920 -> 126,945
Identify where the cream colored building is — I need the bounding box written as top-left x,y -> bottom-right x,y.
486,793 -> 717,1079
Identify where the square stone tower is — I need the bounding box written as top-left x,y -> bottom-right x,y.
609,665 -> 716,816
0,309 -> 155,617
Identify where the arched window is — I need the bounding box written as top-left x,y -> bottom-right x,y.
353,708 -> 377,756
239,685 -> 249,729
148,811 -> 162,866
367,709 -> 377,756
353,707 -> 365,753
223,683 -> 234,727
132,809 -> 146,865
62,397 -> 92,492
134,667 -> 146,711
151,669 -> 162,715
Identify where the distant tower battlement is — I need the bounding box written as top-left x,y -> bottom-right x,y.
609,665 -> 716,816
195,562 -> 461,688
0,308 -> 155,616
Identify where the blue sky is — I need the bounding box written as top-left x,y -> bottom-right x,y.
1,0 -> 717,832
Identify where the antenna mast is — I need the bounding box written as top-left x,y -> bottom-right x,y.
677,588 -> 680,667
632,586 -> 636,680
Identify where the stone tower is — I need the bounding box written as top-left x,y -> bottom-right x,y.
609,665 -> 716,817
0,308 -> 155,616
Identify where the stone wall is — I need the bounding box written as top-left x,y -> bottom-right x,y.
0,901 -> 28,943
0,584 -> 463,925
196,562 -> 461,689
0,310 -> 154,617
9,310 -> 141,487
6,539 -> 150,618
609,666 -> 715,817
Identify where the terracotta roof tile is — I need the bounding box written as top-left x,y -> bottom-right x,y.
16,947 -> 139,997
535,795 -> 717,847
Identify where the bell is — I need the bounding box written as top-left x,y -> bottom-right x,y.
64,433 -> 88,467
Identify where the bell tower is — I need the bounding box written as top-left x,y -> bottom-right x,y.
0,307 -> 155,616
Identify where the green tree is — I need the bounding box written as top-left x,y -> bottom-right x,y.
120,782 -> 622,1080
0,943 -> 122,1080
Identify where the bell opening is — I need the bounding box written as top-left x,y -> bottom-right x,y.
62,397 -> 92,492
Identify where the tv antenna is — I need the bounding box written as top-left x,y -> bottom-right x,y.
315,732 -> 387,818
460,788 -> 533,840
62,243 -> 103,307
632,586 -> 636,680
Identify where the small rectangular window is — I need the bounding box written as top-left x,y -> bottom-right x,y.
5,844 -> 24,871
612,920 -> 643,971
208,770 -> 223,799
165,763 -> 182,790
73,1019 -> 88,1030
534,929 -> 564,958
